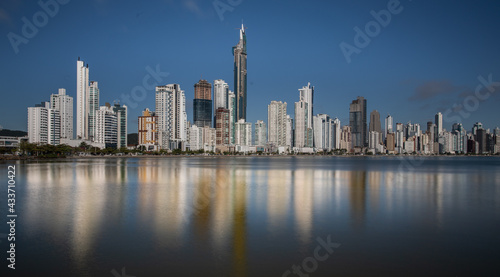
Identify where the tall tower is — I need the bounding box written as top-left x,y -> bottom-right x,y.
233,23 -> 247,121
156,84 -> 187,150
299,82 -> 314,127
76,58 -> 89,139
349,96 -> 367,148
193,79 -> 212,128
88,81 -> 100,141
50,88 -> 73,139
435,112 -> 443,135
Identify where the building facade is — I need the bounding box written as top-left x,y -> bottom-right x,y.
233,24 -> 247,121
50,88 -> 73,139
76,58 -> 89,139
193,79 -> 212,128
138,108 -> 158,150
349,96 -> 367,148
268,101 -> 287,147
155,84 -> 187,150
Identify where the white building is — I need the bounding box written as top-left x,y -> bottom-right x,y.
95,104 -> 118,148
235,119 -> 252,146
189,125 -> 203,151
202,126 -> 216,152
213,79 -> 229,110
76,58 -> 89,139
333,118 -> 341,150
28,102 -> 60,145
313,114 -> 333,151
435,112 -> 443,136
228,90 -> 236,144
50,88 -> 73,139
155,84 -> 187,150
268,101 -> 287,147
369,131 -> 380,152
298,82 -> 314,127
254,120 -> 267,146
88,81 -> 100,141
385,114 -> 393,141
294,100 -> 312,148
285,115 -> 294,148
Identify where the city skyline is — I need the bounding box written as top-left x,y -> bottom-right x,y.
1,1 -> 500,133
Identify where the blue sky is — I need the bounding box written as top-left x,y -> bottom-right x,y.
1,0 -> 499,133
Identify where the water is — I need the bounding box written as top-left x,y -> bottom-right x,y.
1,156 -> 500,276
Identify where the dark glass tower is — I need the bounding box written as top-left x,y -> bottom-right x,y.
349,96 -> 367,148
233,23 -> 247,121
193,79 -> 212,127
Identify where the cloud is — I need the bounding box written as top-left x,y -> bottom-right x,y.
0,8 -> 12,23
183,0 -> 203,16
409,80 -> 460,101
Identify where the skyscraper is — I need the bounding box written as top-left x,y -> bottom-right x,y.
299,82 -> 314,127
235,119 -> 252,146
333,118 -> 341,150
113,103 -> 127,149
50,88 -> 73,139
215,107 -> 230,146
369,110 -> 381,133
155,84 -> 187,150
76,58 -> 89,139
193,79 -> 212,128
268,101 -> 287,147
233,23 -> 247,121
213,79 -> 229,127
138,108 -> 158,150
28,102 -> 60,145
254,120 -> 267,146
88,81 -> 100,141
349,96 -> 367,148
295,100 -> 313,148
95,103 -> 117,149
313,114 -> 333,151
228,90 -> 236,144
435,112 -> 443,136
385,114 -> 393,140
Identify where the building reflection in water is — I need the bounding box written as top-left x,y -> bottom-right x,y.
20,157 -> 500,275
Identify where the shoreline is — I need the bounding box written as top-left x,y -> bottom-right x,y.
1,153 -> 499,161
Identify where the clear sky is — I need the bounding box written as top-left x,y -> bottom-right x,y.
1,0 -> 499,134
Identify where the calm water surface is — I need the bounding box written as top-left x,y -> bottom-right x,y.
1,156 -> 500,276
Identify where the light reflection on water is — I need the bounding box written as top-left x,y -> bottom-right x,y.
2,156 -> 499,276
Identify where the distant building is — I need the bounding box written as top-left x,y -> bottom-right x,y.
385,114 -> 393,141
294,100 -> 313,148
76,58 -> 89,140
193,79 -> 212,128
235,119 -> 252,146
313,114 -> 333,151
215,108 -> 230,146
233,24 -> 247,121
138,108 -> 158,150
113,103 -> 127,149
156,84 -> 187,150
435,112 -> 443,137
88,81 -> 100,141
254,120 -> 267,146
95,103 -> 117,148
349,96 -> 367,148
28,102 -> 60,145
268,101 -> 287,147
340,125 -> 351,151
50,88 -> 73,139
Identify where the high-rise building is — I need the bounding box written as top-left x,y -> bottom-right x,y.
228,90 -> 236,144
472,122 -> 483,136
215,108 -> 230,146
28,102 -> 60,145
235,119 -> 252,146
254,120 -> 267,146
299,82 -> 314,127
189,124 -> 203,151
476,128 -> 487,154
285,115 -> 294,148
369,110 -> 381,133
155,84 -> 187,149
76,58 -> 89,139
113,103 -> 127,148
268,101 -> 287,147
385,115 -> 393,140
213,79 -> 229,110
294,100 -> 313,148
349,96 -> 367,148
435,112 -> 443,136
313,114 -> 333,151
88,81 -> 100,141
332,118 -> 341,150
95,103 -> 118,149
193,79 -> 212,128
233,24 -> 247,121
50,88 -> 73,139
340,125 -> 351,150
138,108 -> 158,150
